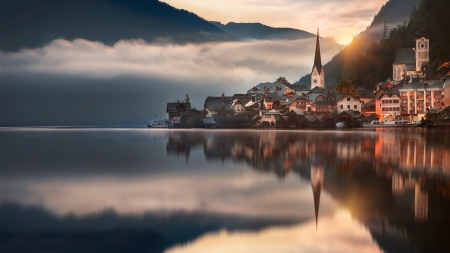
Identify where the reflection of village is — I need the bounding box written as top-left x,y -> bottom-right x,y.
166,130 -> 450,252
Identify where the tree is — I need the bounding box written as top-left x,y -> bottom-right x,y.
335,77 -> 359,96
275,76 -> 291,85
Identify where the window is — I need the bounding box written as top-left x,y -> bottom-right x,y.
347,98 -> 350,101
314,79 -> 317,83
265,115 -> 271,118
347,105 -> 350,109
340,105 -> 343,109
354,105 -> 357,109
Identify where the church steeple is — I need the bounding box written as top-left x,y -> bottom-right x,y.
313,29 -> 323,74
311,29 -> 325,89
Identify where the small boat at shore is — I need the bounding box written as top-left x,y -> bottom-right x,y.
363,120 -> 417,128
148,120 -> 169,128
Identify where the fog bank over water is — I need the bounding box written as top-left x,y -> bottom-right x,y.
0,38 -> 342,126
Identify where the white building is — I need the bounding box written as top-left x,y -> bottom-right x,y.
336,94 -> 362,114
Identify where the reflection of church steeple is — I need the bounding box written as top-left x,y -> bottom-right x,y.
311,165 -> 324,228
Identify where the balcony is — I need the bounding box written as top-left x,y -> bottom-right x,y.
434,95 -> 444,99
409,96 -> 415,99
418,110 -> 425,114
401,96 -> 408,100
417,95 -> 424,99
410,110 -> 415,114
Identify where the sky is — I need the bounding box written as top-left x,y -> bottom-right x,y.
163,0 -> 388,45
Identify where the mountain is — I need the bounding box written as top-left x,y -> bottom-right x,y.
0,0 -> 236,52
296,0 -> 421,87
210,22 -> 315,41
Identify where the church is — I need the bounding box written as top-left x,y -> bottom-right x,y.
392,23 -> 429,81
311,29 -> 325,89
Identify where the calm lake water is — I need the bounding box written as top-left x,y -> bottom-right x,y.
1,128 -> 450,253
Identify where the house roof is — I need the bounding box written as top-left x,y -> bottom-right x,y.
285,84 -> 310,92
393,48 -> 416,65
289,109 -> 305,116
261,109 -> 284,115
167,102 -> 191,113
376,90 -> 400,99
247,82 -> 293,95
204,96 -> 233,111
342,110 -> 361,118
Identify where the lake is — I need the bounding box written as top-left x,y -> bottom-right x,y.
1,128 -> 450,253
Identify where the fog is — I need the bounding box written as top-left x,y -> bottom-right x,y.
0,38 -> 342,126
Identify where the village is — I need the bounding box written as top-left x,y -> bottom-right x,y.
163,25 -> 450,129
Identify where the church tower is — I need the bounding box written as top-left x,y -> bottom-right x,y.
311,29 -> 325,89
415,22 -> 429,73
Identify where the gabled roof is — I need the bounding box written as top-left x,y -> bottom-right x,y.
247,82 -> 293,95
341,110 -> 361,118
204,96 -> 233,111
286,84 -> 310,92
167,102 -> 191,113
288,109 -> 305,116
393,48 -> 415,65
376,90 -> 400,99
261,109 -> 285,115
309,86 -> 325,93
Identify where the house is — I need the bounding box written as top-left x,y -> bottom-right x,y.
286,96 -> 312,112
203,94 -> 234,117
167,96 -> 192,126
336,94 -> 363,114
335,110 -> 363,127
260,109 -> 286,128
375,91 -> 401,121
399,81 -> 450,121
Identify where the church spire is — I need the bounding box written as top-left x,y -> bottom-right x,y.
311,29 -> 325,89
313,29 -> 323,74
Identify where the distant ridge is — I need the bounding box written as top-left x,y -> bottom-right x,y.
210,22 -> 316,41
0,0 -> 236,52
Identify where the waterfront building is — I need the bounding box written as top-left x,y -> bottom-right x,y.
376,91 -> 401,121
399,81 -> 450,121
336,94 -> 363,114
166,95 -> 191,126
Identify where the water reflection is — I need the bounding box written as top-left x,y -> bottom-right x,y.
1,128 -> 450,253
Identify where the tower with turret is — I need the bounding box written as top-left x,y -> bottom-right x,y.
311,29 -> 325,89
415,23 -> 429,74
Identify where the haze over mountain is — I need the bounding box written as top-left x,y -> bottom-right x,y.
0,0 -> 236,52
210,22 -> 317,41
296,0 -> 421,87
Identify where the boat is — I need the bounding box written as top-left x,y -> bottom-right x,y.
148,120 -> 169,128
335,122 -> 347,128
362,120 -> 415,128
